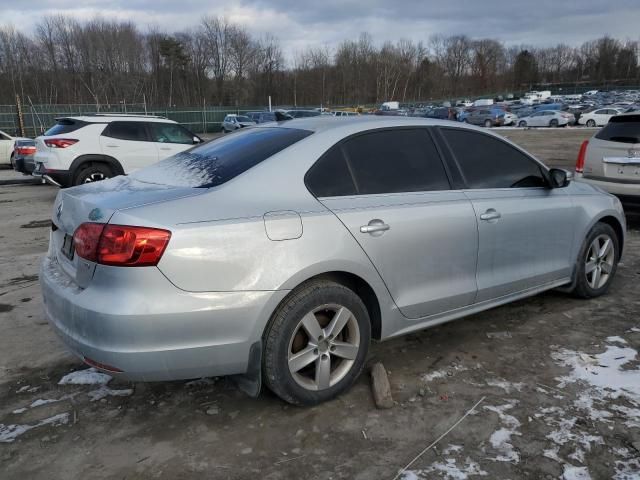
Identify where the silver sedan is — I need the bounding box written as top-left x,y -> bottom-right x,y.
41,117 -> 626,405
517,110 -> 575,127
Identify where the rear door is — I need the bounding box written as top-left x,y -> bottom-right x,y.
438,127 -> 575,302
584,115 -> 640,183
99,121 -> 158,173
306,127 -> 478,319
148,122 -> 197,160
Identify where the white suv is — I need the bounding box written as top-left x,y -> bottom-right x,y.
33,114 -> 202,187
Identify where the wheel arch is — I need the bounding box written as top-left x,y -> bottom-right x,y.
273,270 -> 384,341
597,215 -> 625,259
70,154 -> 125,179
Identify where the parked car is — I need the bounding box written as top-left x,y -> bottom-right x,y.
246,112 -> 263,123
517,110 -> 573,128
222,114 -> 256,133
286,110 -> 321,119
11,138 -> 37,174
41,116 -> 625,406
463,108 -> 512,127
575,113 -> 640,205
252,111 -> 294,123
32,114 -> 202,187
0,129 -> 29,166
333,111 -> 359,117
578,108 -> 625,127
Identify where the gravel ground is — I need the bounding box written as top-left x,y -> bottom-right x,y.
0,128 -> 639,479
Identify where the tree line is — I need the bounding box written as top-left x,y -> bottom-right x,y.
1,15 -> 639,108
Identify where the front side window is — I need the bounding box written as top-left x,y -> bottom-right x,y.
306,128 -> 450,197
441,128 -> 547,189
150,123 -> 194,145
102,122 -> 148,142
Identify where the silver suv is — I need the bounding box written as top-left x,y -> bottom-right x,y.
575,113 -> 640,204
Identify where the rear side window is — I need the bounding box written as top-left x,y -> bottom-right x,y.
132,127 -> 312,188
441,128 -> 547,189
595,115 -> 640,144
102,122 -> 149,142
150,123 -> 194,144
44,119 -> 87,136
306,128 -> 450,196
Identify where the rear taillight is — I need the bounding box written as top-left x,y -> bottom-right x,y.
73,223 -> 171,267
576,140 -> 589,173
44,138 -> 78,148
15,146 -> 36,155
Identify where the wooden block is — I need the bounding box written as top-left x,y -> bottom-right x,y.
370,362 -> 394,409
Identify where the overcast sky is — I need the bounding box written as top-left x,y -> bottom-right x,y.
3,0 -> 639,61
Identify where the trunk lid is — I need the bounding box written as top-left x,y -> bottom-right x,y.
50,176 -> 205,288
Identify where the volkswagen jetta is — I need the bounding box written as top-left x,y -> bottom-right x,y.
41,117 -> 626,405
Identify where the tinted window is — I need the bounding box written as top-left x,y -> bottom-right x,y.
102,122 -> 148,141
307,129 -> 450,196
442,128 -> 547,189
132,127 -> 312,188
236,116 -> 252,122
306,147 -> 357,197
260,113 -> 276,122
44,119 -> 87,136
16,139 -> 36,147
595,115 -> 640,143
150,123 -> 194,144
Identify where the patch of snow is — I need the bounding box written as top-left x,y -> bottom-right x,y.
30,398 -> 61,408
422,365 -> 467,382
16,385 -> 40,394
626,327 -> 640,333
12,408 -> 27,414
485,379 -> 525,393
568,447 -> 585,464
610,405 -> 640,428
553,345 -> 640,401
87,386 -> 134,402
606,336 -> 627,345
484,403 -> 521,463
442,444 -> 464,455
0,413 -> 70,443
563,465 -> 592,480
614,457 -> 640,480
402,457 -> 487,480
59,368 -> 112,386
543,447 -> 562,463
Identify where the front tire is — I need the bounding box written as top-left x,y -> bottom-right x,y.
263,279 -> 371,406
73,163 -> 113,186
484,119 -> 492,128
586,119 -> 596,127
518,121 -> 527,127
571,222 -> 619,298
549,119 -> 559,128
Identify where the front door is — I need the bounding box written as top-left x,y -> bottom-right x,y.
148,122 -> 197,160
305,127 -> 478,319
439,127 -> 576,302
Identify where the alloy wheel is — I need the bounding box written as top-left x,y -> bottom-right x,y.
585,234 -> 615,289
287,304 -> 360,391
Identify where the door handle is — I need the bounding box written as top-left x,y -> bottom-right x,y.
160,147 -> 172,151
360,219 -> 390,235
480,209 -> 501,221
105,144 -> 119,148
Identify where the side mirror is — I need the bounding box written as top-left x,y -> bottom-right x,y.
549,168 -> 571,188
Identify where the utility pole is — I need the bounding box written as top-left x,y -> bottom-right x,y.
15,94 -> 25,137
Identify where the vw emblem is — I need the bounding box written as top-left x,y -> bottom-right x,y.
56,201 -> 63,220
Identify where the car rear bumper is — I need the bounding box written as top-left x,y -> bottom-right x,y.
575,173 -> 640,197
40,254 -> 288,381
33,163 -> 71,187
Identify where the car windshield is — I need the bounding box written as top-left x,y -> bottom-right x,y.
595,115 -> 640,144
131,127 -> 312,188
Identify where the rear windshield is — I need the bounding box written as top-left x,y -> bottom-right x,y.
131,127 -> 312,188
44,119 -> 87,136
16,139 -> 36,146
595,115 -> 640,144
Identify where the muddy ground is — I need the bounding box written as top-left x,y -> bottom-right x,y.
1,128 -> 639,479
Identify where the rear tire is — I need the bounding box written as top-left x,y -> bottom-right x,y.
263,279 -> 371,406
586,119 -> 596,127
73,163 -> 113,186
549,119 -> 559,128
518,121 -> 527,127
570,222 -> 619,299
484,119 -> 492,128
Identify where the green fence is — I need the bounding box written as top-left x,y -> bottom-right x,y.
0,103 -> 271,137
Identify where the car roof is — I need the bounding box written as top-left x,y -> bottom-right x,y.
58,115 -> 177,124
